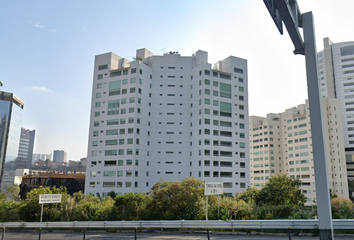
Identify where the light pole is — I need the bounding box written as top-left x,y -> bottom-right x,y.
264,1 -> 333,239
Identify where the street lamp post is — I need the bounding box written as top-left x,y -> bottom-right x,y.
264,1 -> 333,239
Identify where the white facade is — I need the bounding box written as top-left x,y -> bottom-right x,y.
249,98 -> 349,204
85,48 -> 250,196
32,153 -> 52,163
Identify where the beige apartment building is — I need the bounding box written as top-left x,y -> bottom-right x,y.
249,98 -> 348,204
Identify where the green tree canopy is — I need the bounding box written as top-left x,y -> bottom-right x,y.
256,174 -> 306,207
146,177 -> 205,220
236,187 -> 259,203
111,192 -> 149,221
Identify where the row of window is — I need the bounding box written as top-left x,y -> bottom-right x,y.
201,69 -> 244,81
287,130 -> 307,137
90,181 -> 246,189
93,128 -> 139,136
289,159 -> 310,165
94,117 -> 139,127
90,181 -> 139,188
93,138 -> 140,146
203,171 -> 245,178
252,125 -> 271,131
95,107 -> 137,117
289,152 -> 309,158
287,123 -> 307,130
91,159 -> 139,167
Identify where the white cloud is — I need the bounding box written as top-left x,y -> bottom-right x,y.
31,86 -> 50,92
52,29 -> 57,33
34,23 -> 45,29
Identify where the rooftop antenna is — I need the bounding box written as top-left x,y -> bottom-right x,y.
161,47 -> 168,54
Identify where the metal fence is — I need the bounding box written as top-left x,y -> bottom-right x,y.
1,219 -> 354,230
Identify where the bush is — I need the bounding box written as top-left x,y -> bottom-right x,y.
331,197 -> 354,219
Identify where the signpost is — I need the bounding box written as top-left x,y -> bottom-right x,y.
39,194 -> 62,222
263,1 -> 333,239
204,182 -> 223,220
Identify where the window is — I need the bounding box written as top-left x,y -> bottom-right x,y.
103,171 -> 116,177
108,100 -> 120,115
220,172 -> 232,177
220,102 -> 231,117
110,71 -> 121,77
103,182 -> 115,187
234,67 -> 243,74
105,150 -> 117,156
106,129 -> 118,135
220,83 -> 231,98
98,64 -> 108,70
107,119 -> 119,126
220,161 -> 232,167
109,80 -> 121,96
96,93 -> 101,98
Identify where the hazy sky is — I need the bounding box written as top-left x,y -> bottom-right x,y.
1,0 -> 353,161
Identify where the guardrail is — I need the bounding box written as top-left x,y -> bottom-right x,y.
0,219 -> 354,230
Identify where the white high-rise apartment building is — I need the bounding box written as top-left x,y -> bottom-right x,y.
85,48 -> 250,196
32,153 -> 52,163
249,98 -> 349,204
317,38 -> 354,179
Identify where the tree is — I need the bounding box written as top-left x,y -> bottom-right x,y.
236,187 -> 259,203
7,185 -> 20,201
0,200 -> 21,222
330,188 -> 338,199
256,174 -> 306,207
331,197 -> 354,219
0,191 -> 7,202
73,195 -> 114,221
111,192 -> 149,221
146,177 -> 205,220
107,190 -> 117,199
18,186 -> 67,222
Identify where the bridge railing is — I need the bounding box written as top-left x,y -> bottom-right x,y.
0,219 -> 353,230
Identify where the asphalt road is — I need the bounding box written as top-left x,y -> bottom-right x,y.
1,231 -> 354,240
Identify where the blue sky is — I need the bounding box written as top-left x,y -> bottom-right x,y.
1,0 -> 354,161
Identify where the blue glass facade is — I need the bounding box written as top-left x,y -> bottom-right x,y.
0,92 -> 23,191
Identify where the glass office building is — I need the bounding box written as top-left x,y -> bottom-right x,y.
0,92 -> 24,191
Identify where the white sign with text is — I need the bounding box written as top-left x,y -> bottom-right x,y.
204,182 -> 223,195
39,194 -> 62,204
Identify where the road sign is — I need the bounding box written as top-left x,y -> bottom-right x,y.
39,194 -> 62,204
204,182 -> 223,195
263,0 -> 283,34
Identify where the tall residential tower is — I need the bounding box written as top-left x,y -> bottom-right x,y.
317,38 -> 354,179
85,49 -> 249,196
0,92 -> 24,191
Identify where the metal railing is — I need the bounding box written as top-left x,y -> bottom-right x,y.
0,219 -> 354,230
